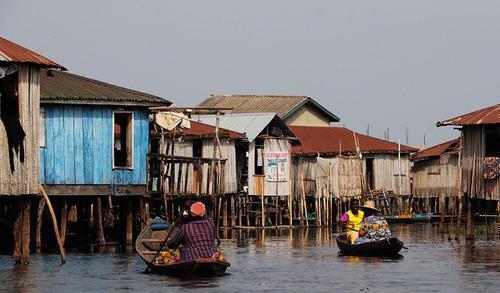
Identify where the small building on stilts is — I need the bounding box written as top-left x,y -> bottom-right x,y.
196,112 -> 299,228
0,37 -> 65,262
290,126 -> 418,225
437,104 -> 500,238
411,138 -> 461,216
38,69 -> 170,250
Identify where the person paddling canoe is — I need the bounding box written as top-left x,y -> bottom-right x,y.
356,200 -> 391,244
167,202 -> 217,262
340,198 -> 364,244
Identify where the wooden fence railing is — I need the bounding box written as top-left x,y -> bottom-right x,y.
147,154 -> 226,197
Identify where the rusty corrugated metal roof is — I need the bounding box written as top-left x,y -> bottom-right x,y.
179,120 -> 244,139
290,126 -> 418,156
437,104 -> 500,126
197,94 -> 340,122
40,69 -> 170,107
0,37 -> 65,69
412,138 -> 460,161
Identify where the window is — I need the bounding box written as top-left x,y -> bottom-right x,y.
485,126 -> 500,157
40,107 -> 46,147
254,139 -> 264,175
113,111 -> 133,169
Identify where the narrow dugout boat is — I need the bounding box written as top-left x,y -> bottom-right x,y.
136,218 -> 230,276
336,235 -> 404,256
385,213 -> 433,224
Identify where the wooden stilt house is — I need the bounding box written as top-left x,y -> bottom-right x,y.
197,113 -> 298,227
437,104 -> 500,214
290,126 -> 418,221
39,69 -> 170,247
411,139 -> 460,214
0,37 -> 65,262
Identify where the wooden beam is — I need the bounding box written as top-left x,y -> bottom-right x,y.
41,185 -> 147,197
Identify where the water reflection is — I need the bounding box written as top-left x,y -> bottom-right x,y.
0,223 -> 498,292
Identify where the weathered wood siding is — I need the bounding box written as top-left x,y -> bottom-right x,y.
0,65 -> 40,195
461,126 -> 499,200
40,105 -> 148,186
372,154 -> 411,195
411,154 -> 458,198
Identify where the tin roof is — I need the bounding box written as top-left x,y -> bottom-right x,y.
412,138 -> 460,161
196,112 -> 296,142
179,120 -> 244,139
40,69 -> 170,107
197,94 -> 340,122
290,126 -> 418,155
0,37 -> 65,69
437,104 -> 500,126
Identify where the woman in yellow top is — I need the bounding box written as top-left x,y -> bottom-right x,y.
340,198 -> 364,244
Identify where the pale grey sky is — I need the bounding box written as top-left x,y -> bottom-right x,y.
1,0 -> 498,146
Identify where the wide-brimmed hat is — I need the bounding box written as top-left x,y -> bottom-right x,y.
360,200 -> 380,212
190,202 -> 206,217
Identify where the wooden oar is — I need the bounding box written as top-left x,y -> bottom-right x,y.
144,209 -> 186,273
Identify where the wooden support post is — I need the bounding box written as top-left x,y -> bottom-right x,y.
231,196 -> 236,227
96,197 -> 106,246
126,198 -> 133,245
439,194 -> 445,233
40,187 -> 66,264
466,195 -> 474,240
13,197 -> 31,264
223,197 -> 228,228
36,198 -> 46,252
60,199 -> 68,246
139,197 -> 147,231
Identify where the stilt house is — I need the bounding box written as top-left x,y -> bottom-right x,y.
437,104 -> 500,213
0,37 -> 65,262
411,139 -> 460,213
39,69 -> 170,247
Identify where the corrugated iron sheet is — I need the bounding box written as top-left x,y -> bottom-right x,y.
437,104 -> 500,126
0,37 -> 65,69
412,138 -> 460,161
179,120 -> 244,139
197,113 -> 279,142
40,69 -> 170,106
198,95 -> 308,118
290,126 -> 418,155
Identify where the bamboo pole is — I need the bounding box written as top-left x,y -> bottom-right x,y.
40,186 -> 66,264
300,171 -> 309,228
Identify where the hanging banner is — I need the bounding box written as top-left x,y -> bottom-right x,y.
265,152 -> 289,182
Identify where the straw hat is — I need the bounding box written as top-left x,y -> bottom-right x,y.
361,200 -> 380,213
190,202 -> 206,217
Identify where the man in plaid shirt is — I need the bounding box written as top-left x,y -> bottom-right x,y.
168,202 -> 217,262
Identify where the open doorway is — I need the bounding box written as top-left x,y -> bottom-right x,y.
365,157 -> 374,190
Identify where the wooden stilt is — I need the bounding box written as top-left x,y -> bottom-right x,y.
40,187 -> 66,264
126,198 -> 133,245
223,197 -> 228,228
96,197 -> 106,245
60,199 -> 68,246
13,197 -> 31,264
439,194 -> 445,233
36,198 -> 46,252
230,196 -> 236,227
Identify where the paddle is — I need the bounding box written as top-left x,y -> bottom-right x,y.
144,209 -> 186,273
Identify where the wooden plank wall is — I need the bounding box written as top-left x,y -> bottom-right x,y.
411,155 -> 458,198
372,154 -> 411,195
461,126 -> 499,200
0,65 -> 40,195
40,105 -> 149,186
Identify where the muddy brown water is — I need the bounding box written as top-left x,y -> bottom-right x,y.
0,223 -> 499,292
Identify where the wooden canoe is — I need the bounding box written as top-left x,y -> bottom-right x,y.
336,235 -> 404,256
385,213 -> 432,224
136,218 -> 230,276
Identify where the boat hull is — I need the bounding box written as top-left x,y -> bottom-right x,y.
336,236 -> 404,256
136,220 -> 230,276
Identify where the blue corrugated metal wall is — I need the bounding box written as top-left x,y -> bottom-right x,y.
40,105 -> 149,185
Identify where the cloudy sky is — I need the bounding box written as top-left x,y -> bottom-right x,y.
1,0 -> 498,146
